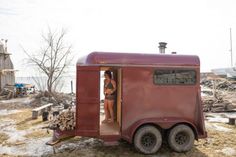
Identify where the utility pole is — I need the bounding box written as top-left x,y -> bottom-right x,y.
230,28 -> 233,67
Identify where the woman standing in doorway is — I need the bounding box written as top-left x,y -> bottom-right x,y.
102,70 -> 116,123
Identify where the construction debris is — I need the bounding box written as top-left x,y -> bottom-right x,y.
48,108 -> 76,131
201,79 -> 213,88
201,79 -> 236,91
0,83 -> 35,100
15,83 -> 35,96
0,85 -> 15,99
202,96 -> 235,112
201,78 -> 236,112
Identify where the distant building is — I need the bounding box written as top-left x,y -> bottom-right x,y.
212,67 -> 236,79
0,39 -> 15,91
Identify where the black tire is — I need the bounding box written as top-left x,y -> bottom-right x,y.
168,124 -> 195,152
134,125 -> 162,154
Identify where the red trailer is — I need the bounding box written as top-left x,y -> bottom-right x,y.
53,52 -> 207,154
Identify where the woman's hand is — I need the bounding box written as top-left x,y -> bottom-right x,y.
105,89 -> 112,94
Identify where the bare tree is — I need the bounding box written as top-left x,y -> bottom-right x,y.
22,28 -> 72,97
31,75 -> 47,92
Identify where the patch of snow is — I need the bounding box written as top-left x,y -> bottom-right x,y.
0,97 -> 34,104
201,93 -> 207,97
25,137 -> 53,156
221,147 -> 236,156
0,137 -> 53,156
205,113 -> 230,123
0,109 -> 20,116
207,117 -> 229,123
213,124 -> 232,132
221,112 -> 236,118
0,113 -> 53,156
0,119 -> 28,142
206,123 -> 232,132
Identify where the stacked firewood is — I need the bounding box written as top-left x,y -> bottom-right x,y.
48,108 -> 76,131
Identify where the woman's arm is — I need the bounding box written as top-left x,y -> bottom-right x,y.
111,80 -> 116,93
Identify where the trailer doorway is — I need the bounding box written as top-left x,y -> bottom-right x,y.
100,67 -> 122,136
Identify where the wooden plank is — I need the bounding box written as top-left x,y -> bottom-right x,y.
32,103 -> 53,119
32,103 -> 53,112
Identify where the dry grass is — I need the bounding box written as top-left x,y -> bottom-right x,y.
24,130 -> 51,139
0,109 -> 52,150
0,132 -> 9,144
0,155 -> 17,157
0,109 -> 48,130
0,109 -> 30,121
192,122 -> 236,157
3,140 -> 26,147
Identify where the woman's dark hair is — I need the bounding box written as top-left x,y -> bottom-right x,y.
104,70 -> 112,79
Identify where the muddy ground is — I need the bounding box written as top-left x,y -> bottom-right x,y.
0,97 -> 236,157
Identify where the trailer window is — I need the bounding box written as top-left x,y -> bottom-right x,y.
154,69 -> 196,85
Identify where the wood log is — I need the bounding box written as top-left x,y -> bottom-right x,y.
48,108 -> 76,131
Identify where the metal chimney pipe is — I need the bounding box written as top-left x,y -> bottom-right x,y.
158,42 -> 167,54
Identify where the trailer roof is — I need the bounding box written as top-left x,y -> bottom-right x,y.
77,52 -> 200,66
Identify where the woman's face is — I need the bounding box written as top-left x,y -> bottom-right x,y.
104,73 -> 110,80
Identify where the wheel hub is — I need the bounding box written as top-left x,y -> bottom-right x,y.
175,132 -> 188,145
141,133 -> 156,148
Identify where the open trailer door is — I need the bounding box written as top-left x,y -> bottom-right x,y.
76,66 -> 100,137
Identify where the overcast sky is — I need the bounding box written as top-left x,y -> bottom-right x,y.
1,0 -> 236,76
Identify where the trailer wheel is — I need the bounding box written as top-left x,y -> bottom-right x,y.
134,125 -> 162,154
168,124 -> 194,152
